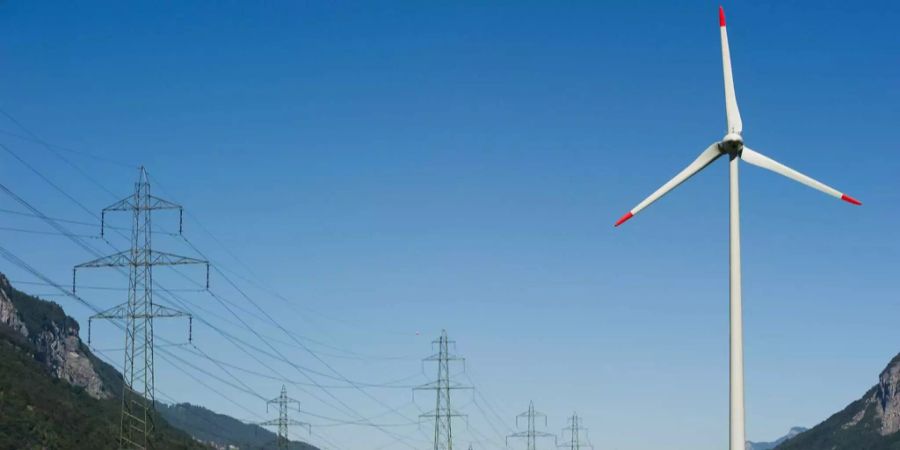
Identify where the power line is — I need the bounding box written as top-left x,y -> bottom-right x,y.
0,225 -> 100,239
0,117 -> 519,450
11,280 -> 204,293
73,167 -> 208,450
45,271 -> 348,450
148,170 -> 414,339
506,402 -> 557,450
0,107 -> 133,197
260,385 -> 311,450
0,168 -> 417,449
162,234 -> 426,448
415,330 -> 472,450
0,110 -> 134,169
0,140 -> 364,448
0,207 -> 177,235
91,347 -> 258,448
0,142 -> 101,220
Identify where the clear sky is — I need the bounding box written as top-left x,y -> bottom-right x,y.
0,1 -> 898,449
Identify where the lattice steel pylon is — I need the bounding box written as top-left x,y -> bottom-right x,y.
74,166 -> 208,449
558,413 -> 592,450
507,401 -> 557,450
414,329 -> 471,450
261,385 -> 311,450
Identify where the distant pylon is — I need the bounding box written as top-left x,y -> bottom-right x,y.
507,401 -> 557,450
261,385 -> 311,450
558,413 -> 592,450
75,166 -> 208,449
414,329 -> 472,450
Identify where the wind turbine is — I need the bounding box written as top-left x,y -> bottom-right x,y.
613,7 -> 860,450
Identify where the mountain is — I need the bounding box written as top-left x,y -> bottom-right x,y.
775,353 -> 900,450
157,402 -> 318,450
0,273 -> 206,449
0,273 -> 320,450
747,427 -> 807,450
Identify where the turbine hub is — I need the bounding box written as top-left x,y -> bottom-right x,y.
720,133 -> 744,156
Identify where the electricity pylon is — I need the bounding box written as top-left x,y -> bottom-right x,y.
261,385 -> 311,450
507,401 -> 557,450
558,413 -> 592,450
74,166 -> 208,449
414,329 -> 472,450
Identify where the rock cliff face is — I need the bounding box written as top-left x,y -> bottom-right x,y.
32,316 -> 109,399
876,354 -> 900,435
0,277 -> 27,337
0,274 -> 110,399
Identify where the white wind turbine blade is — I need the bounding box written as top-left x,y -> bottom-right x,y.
741,147 -> 861,205
720,7 -> 743,135
615,143 -> 723,226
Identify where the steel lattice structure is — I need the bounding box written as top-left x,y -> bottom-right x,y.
261,385 -> 311,450
507,401 -> 556,450
415,330 -> 471,450
74,166 -> 208,449
558,413 -> 592,450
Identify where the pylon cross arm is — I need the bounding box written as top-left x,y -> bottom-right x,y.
148,304 -> 191,318
148,250 -> 207,266
266,397 -> 301,406
147,195 -> 182,211
90,302 -> 130,320
89,302 -> 190,320
422,353 -> 465,362
102,194 -> 181,212
102,195 -> 137,212
75,250 -> 130,269
531,431 -> 557,438
414,381 -> 472,391
87,302 -> 192,344
285,419 -> 311,427
419,411 -> 468,419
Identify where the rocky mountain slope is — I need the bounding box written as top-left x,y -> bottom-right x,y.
0,273 -> 205,449
0,274 -> 111,399
0,272 -> 319,450
775,353 -> 900,450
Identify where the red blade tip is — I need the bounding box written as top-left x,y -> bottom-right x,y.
719,6 -> 726,27
614,212 -> 634,227
841,194 -> 862,206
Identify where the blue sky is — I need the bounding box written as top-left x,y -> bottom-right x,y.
0,1 -> 898,449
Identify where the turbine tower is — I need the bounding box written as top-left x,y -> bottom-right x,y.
506,401 -> 556,450
74,166 -> 208,449
614,8 -> 860,450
